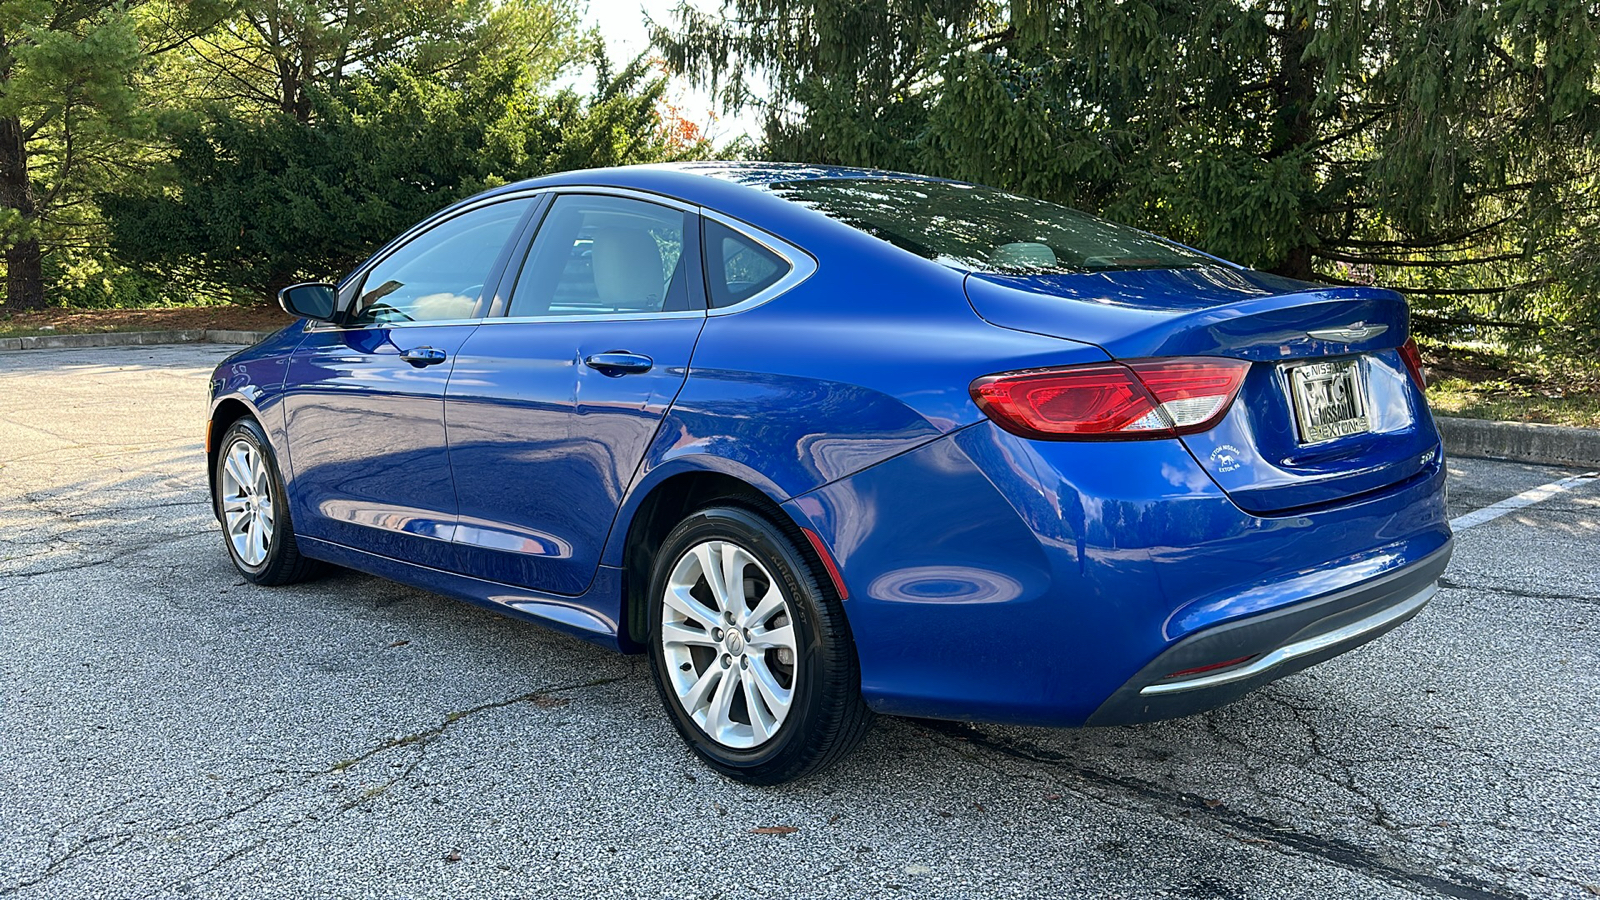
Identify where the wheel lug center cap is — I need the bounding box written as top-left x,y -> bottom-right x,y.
725,631 -> 744,655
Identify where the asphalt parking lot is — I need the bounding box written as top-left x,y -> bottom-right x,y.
2,343 -> 1597,900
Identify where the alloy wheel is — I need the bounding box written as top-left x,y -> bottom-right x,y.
660,540 -> 800,749
219,437 -> 275,567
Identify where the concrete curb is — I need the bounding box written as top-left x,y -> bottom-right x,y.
200,329 -> 276,346
1437,415 -> 1600,469
0,328 -> 275,351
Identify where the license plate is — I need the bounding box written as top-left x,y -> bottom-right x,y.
1286,357 -> 1371,444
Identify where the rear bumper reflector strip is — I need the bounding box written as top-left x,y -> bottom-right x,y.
1139,583 -> 1437,696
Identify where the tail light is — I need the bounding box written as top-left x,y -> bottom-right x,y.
970,357 -> 1250,441
1399,338 -> 1427,389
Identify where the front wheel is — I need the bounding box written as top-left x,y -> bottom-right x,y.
213,417 -> 317,585
648,505 -> 872,784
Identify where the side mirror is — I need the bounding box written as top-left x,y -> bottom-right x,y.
278,282 -> 339,321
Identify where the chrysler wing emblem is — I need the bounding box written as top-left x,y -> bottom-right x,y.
1307,321 -> 1388,342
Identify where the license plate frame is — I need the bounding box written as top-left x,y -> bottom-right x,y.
1284,356 -> 1372,445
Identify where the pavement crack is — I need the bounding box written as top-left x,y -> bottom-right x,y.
151,675 -> 629,890
1438,575 -> 1600,607
10,677 -> 627,895
2,833 -> 134,895
0,530 -> 214,578
323,675 -> 626,787
914,720 -> 1532,900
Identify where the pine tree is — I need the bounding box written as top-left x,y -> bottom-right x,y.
656,0 -> 1600,332
0,2 -> 146,309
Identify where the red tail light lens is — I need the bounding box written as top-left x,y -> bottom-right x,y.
1399,337 -> 1427,389
971,357 -> 1250,440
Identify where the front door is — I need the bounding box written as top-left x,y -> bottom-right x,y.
445,192 -> 705,594
281,196 -> 535,567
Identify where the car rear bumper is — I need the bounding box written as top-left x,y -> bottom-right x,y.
786,420 -> 1452,729
1085,540 -> 1452,725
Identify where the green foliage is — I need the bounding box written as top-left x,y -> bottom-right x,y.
154,0 -> 583,122
655,0 -> 1600,339
1,0 -> 700,309
102,54 -> 691,299
0,1 -> 152,308
42,249 -> 204,308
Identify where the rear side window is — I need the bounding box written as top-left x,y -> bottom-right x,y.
768,178 -> 1208,274
704,220 -> 789,309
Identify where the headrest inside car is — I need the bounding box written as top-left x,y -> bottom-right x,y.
992,242 -> 1058,269
591,227 -> 664,309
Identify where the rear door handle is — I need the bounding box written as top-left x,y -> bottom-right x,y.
399,346 -> 448,367
584,351 -> 654,376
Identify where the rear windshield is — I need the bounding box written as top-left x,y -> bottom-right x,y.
768,178 -> 1209,274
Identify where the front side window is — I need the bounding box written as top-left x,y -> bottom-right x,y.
349,198 -> 532,325
508,194 -> 693,317
704,220 -> 789,309
768,178 -> 1208,274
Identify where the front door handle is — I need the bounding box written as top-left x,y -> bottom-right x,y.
399,346 -> 448,367
584,351 -> 654,376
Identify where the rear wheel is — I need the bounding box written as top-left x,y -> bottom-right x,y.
213,417 -> 316,585
648,505 -> 871,784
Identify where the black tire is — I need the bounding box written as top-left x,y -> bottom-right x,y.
647,504 -> 872,784
212,417 -> 317,586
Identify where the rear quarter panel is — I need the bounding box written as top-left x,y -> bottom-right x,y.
787,421 -> 1451,726
599,216 -> 1112,569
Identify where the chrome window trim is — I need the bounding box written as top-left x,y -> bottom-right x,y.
484,309 -> 705,326
305,184 -> 817,332
699,209 -> 818,317
539,185 -> 701,214
305,318 -> 483,333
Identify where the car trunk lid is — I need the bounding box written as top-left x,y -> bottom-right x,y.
965,267 -> 1442,514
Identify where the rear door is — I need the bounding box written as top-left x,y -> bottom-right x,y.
444,191 -> 706,595
282,196 -> 535,566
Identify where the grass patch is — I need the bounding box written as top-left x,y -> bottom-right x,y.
1422,341 -> 1600,428
0,320 -> 173,338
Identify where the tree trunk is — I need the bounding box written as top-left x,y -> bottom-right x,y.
0,114 -> 45,309
1276,244 -> 1314,282
1266,7 -> 1318,282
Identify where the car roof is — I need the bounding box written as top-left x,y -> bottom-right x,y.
639,161 -> 958,187
445,162 -> 967,247
478,161 -> 962,205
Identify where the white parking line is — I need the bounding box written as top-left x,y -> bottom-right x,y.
1450,471 -> 1599,531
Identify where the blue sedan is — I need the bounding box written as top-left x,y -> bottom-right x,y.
207,163 -> 1452,783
